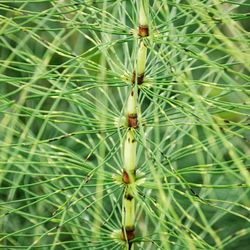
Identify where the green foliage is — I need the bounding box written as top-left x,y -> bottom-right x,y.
0,0 -> 249,249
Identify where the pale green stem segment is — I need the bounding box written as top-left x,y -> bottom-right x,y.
139,0 -> 148,27
137,41 -> 147,77
123,128 -> 136,220
124,130 -> 137,177
138,0 -> 149,38
127,90 -> 137,116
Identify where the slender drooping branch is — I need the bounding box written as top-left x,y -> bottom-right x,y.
121,1 -> 149,249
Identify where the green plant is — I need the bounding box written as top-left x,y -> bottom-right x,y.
0,0 -> 249,249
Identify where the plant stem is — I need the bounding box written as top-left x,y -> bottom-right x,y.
121,1 -> 149,249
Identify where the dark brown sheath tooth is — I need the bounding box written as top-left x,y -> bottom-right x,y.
122,170 -> 130,184
125,193 -> 134,201
128,114 -> 138,128
139,25 -> 149,37
122,170 -> 136,184
132,71 -> 144,85
121,226 -> 135,241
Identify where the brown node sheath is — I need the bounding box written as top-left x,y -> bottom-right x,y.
132,71 -> 144,85
125,193 -> 134,201
123,170 -> 130,184
121,226 -> 135,241
128,114 -> 138,128
122,169 -> 136,184
138,25 -> 149,37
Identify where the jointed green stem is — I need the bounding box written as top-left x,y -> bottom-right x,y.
121,1 -> 149,249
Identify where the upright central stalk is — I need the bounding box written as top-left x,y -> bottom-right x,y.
121,89 -> 137,249
121,1 -> 149,249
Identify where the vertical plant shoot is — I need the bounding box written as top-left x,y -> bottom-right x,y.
121,1 -> 149,249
